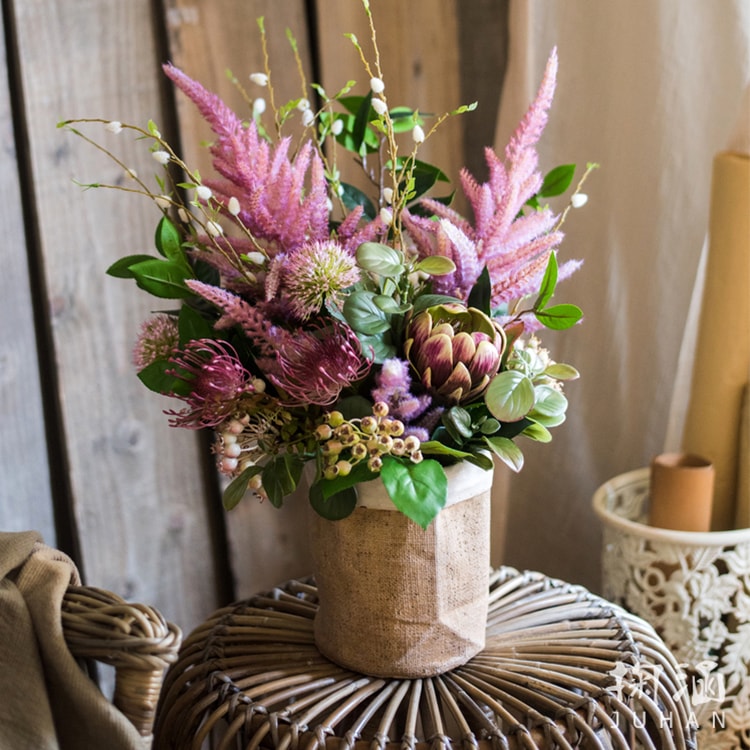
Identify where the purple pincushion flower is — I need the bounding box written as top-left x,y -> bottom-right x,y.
371,358 -> 432,423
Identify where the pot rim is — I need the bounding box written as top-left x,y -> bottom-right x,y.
592,467 -> 750,546
356,458 -> 494,511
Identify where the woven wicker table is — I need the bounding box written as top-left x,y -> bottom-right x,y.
153,567 -> 697,749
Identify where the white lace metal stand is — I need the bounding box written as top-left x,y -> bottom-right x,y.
154,567 -> 696,749
594,467 -> 750,749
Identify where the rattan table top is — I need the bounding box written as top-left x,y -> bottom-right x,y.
154,567 -> 697,749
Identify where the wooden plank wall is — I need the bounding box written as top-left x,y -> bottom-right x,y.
1,0 -> 508,634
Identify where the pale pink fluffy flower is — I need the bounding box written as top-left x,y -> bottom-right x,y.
132,314 -> 179,369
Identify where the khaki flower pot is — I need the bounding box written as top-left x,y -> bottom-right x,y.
309,461 -> 492,678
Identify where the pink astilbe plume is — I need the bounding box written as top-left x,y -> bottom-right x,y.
403,48 -> 580,325
163,64 -> 329,255
186,279 -> 277,358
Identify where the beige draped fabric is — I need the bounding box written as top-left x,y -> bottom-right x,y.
491,0 -> 750,590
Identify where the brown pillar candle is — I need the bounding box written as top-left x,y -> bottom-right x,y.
649,453 -> 714,532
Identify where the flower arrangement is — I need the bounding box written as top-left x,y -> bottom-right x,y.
61,5 -> 595,528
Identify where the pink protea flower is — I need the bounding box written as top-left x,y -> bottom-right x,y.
269,323 -> 372,406
281,240 -> 360,320
132,314 -> 179,369
166,339 -> 256,428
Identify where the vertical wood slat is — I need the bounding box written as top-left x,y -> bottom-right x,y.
0,7 -> 55,543
12,0 -> 221,631
163,0 -> 316,598
314,0 -> 464,204
1,0 -> 511,631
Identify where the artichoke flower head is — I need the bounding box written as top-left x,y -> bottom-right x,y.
404,303 -> 506,405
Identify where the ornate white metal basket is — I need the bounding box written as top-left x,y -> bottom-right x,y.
593,468 -> 750,748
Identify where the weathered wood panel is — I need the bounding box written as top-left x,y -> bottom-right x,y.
315,0 -> 465,204
0,0 -> 510,633
12,0 -> 221,629
163,0 -> 317,599
0,8 -> 56,542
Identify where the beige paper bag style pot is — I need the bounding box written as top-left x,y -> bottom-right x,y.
310,461 -> 492,678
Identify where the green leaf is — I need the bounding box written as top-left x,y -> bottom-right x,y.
539,164 -> 576,198
130,259 -> 194,299
529,385 -> 568,425
373,295 -> 409,314
414,255 -> 456,277
319,461 -> 378,500
535,252 -> 558,310
136,358 -> 180,395
343,290 -> 391,335
223,465 -> 263,510
178,305 -> 214,345
403,160 -> 451,202
309,482 -> 357,520
261,454 -> 304,508
520,421 -> 552,443
356,242 -> 404,278
411,293 -> 461,314
380,456 -> 447,529
154,216 -> 183,261
485,370 -> 535,422
106,254 -> 157,279
467,266 -> 492,315
336,395 -> 374,420
535,303 -> 583,330
389,106 -> 421,132
352,91 -> 374,154
340,182 -> 377,219
483,436 -> 524,472
443,406 -> 474,442
479,417 -> 501,435
544,363 -> 580,381
356,331 -> 397,363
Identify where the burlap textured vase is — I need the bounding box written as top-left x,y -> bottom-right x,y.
309,461 -> 492,678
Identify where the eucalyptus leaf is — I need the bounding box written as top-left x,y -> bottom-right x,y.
343,290 -> 391,335
411,293 -> 461,314
485,370 -> 535,423
373,295 -> 409,314
544,363 -> 580,381
483,436 -> 524,472
414,256 -> 456,276
380,456 -> 447,529
520,421 -> 552,443
356,242 -> 404,278
443,406 -> 474,442
356,331 -> 397,363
